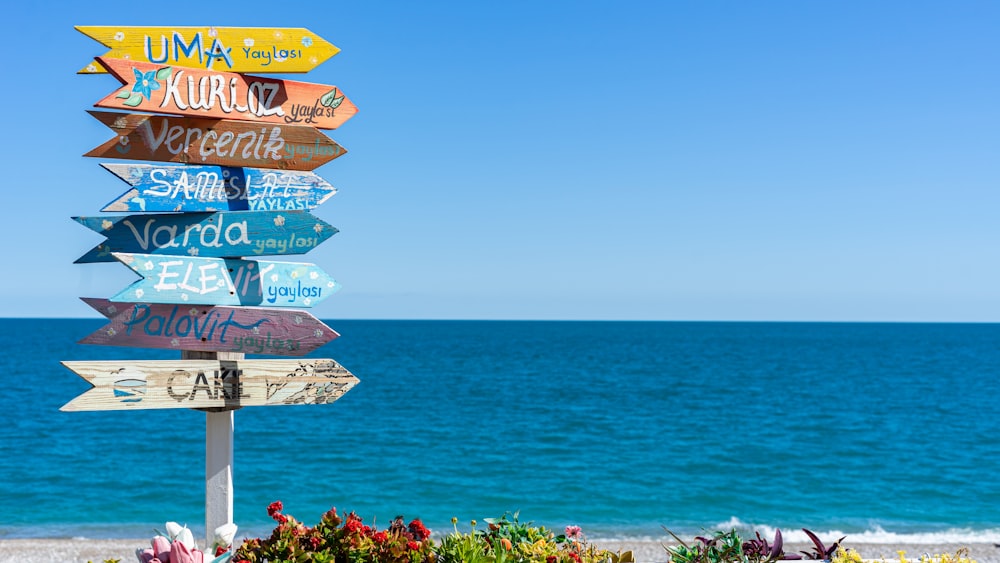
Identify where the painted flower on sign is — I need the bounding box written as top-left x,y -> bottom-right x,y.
116,66 -> 173,107
244,38 -> 255,47
113,31 -> 125,41
301,36 -> 313,47
132,68 -> 160,100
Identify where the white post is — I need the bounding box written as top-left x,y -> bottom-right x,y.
183,350 -> 243,548
205,408 -> 234,547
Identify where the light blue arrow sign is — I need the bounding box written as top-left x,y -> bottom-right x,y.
111,252 -> 340,308
74,211 -> 337,263
100,163 -> 338,212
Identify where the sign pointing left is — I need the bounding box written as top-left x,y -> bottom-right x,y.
73,210 -> 336,263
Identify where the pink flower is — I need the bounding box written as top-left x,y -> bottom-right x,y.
152,535 -> 171,561
170,539 -> 196,563
565,525 -> 582,538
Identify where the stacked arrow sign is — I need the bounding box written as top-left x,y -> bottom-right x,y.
65,26 -> 359,547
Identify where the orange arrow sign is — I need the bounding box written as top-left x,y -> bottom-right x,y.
85,111 -> 346,171
76,26 -> 339,74
96,57 -> 358,130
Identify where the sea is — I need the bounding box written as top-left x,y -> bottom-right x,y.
2,319 -> 1000,546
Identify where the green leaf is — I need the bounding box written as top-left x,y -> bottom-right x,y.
327,95 -> 344,110
115,88 -> 131,99
319,88 -> 339,107
155,66 -> 173,80
122,92 -> 144,107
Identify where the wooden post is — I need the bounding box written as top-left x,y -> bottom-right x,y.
183,350 -> 243,548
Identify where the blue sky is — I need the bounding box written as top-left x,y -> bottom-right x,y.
2,1 -> 997,320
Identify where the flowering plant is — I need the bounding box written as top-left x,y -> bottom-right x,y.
436,511 -> 633,563
832,548 -> 978,563
232,500 -> 434,563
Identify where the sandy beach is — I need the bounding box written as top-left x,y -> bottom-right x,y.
1,539 -> 997,563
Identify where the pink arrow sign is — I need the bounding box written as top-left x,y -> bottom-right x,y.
80,298 -> 338,356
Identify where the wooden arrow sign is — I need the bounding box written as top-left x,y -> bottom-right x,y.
77,26 -> 339,74
79,298 -> 337,356
86,111 -> 346,171
61,358 -> 358,412
73,210 -> 336,263
111,252 -> 339,308
95,57 -> 358,130
100,163 -> 337,212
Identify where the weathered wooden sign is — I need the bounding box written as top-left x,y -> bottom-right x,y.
61,358 -> 358,411
96,57 -> 358,130
111,252 -> 339,308
77,26 -> 339,74
86,111 -> 346,171
100,163 -> 337,212
74,210 -> 336,263
79,297 -> 337,355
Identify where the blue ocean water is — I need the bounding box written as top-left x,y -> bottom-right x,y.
2,320 -> 1000,544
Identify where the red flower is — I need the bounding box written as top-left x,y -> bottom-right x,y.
408,519 -> 431,541
407,541 -> 420,551
547,557 -> 557,563
276,514 -> 288,524
345,518 -> 363,534
215,546 -> 228,556
569,553 -> 582,563
267,500 -> 284,520
310,536 -> 322,549
373,531 -> 388,543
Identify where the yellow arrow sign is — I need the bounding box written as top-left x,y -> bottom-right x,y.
76,26 -> 340,74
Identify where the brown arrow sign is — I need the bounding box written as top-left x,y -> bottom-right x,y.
61,358 -> 359,412
85,111 -> 346,171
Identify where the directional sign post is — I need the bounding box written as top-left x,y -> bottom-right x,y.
74,210 -> 336,262
61,358 -> 359,411
77,26 -> 340,74
100,163 -> 337,212
96,58 -> 358,130
70,23 -> 358,549
80,298 -> 338,355
111,252 -> 339,307
86,111 -> 346,170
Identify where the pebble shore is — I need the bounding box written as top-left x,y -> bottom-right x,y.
1,539 -> 996,563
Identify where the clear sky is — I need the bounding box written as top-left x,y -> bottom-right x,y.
2,1 -> 997,321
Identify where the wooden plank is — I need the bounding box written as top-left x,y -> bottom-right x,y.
85,111 -> 346,171
60,358 -> 359,411
96,57 -> 357,130
111,252 -> 339,308
79,298 -> 338,355
77,26 -> 339,74
73,210 -> 336,263
100,163 -> 336,212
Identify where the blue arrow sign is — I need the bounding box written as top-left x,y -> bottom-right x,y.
100,163 -> 338,212
74,211 -> 336,263
111,252 -> 340,308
